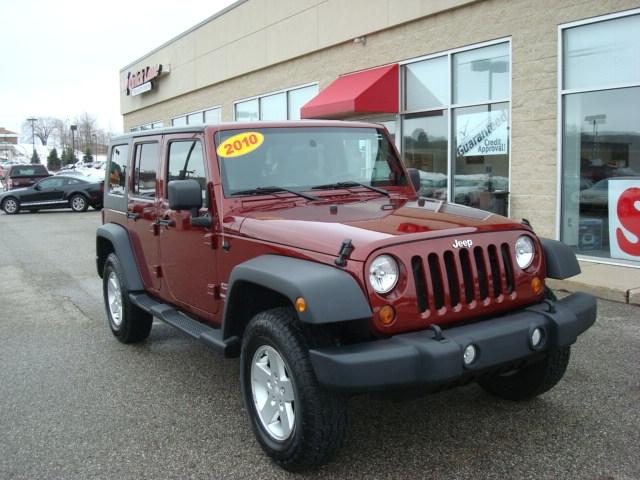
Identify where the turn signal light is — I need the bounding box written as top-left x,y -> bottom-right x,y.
531,277 -> 543,295
378,305 -> 396,326
295,297 -> 306,313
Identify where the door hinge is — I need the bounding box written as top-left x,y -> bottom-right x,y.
207,284 -> 221,299
204,233 -> 218,250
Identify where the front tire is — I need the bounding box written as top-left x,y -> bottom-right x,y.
2,197 -> 19,215
240,307 -> 346,471
102,253 -> 152,343
70,194 -> 88,212
478,347 -> 571,401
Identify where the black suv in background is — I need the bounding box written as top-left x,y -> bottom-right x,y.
1,164 -> 51,191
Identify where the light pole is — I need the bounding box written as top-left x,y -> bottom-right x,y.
92,134 -> 97,163
70,124 -> 77,163
27,117 -> 37,163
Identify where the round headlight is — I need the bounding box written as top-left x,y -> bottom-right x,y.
515,235 -> 535,269
369,255 -> 399,294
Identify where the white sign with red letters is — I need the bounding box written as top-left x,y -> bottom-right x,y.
608,178 -> 640,261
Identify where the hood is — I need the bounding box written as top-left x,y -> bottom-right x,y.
232,197 -> 526,261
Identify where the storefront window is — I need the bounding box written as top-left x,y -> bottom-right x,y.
187,112 -> 203,125
453,103 -> 510,215
404,56 -> 448,111
235,99 -> 259,121
453,43 -> 509,105
172,116 -> 187,127
560,11 -> 640,265
561,88 -> 640,260
235,84 -> 318,121
563,14 -> 640,91
204,107 -> 221,123
260,92 -> 287,120
401,111 -> 448,200
400,40 -> 511,213
288,85 -> 318,120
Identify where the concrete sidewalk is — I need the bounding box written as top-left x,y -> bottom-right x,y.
547,261 -> 640,305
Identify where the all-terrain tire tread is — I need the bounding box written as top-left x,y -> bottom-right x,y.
241,307 -> 346,472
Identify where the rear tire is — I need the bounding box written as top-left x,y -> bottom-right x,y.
70,194 -> 88,212
2,197 -> 19,215
102,253 -> 152,343
240,307 -> 347,471
478,347 -> 571,401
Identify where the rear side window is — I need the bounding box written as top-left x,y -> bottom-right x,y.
11,165 -> 48,177
133,143 -> 158,198
108,144 -> 128,195
167,141 -> 208,202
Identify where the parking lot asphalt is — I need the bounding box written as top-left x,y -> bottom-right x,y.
0,210 -> 639,480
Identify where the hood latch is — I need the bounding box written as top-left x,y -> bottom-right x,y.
334,239 -> 354,267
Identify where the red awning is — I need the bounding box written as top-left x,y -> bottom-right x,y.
301,64 -> 398,119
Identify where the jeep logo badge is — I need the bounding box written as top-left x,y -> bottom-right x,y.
452,239 -> 473,249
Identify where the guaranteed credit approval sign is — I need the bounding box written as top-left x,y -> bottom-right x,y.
456,110 -> 508,157
608,178 -> 640,261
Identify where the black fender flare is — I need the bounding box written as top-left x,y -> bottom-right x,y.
540,238 -> 581,280
223,255 -> 372,337
96,223 -> 144,290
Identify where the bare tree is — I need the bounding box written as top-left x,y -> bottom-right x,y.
35,117 -> 57,146
21,117 -> 58,146
75,112 -> 97,152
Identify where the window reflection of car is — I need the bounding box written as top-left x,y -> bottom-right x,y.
417,171 -> 447,198
578,176 -> 640,210
454,174 -> 508,205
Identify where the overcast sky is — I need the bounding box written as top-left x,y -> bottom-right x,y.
0,0 -> 237,135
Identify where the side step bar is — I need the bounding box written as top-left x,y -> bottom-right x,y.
129,292 -> 240,356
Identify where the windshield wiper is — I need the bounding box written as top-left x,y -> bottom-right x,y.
231,186 -> 320,201
311,181 -> 390,197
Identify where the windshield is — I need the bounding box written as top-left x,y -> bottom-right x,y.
215,127 -> 404,196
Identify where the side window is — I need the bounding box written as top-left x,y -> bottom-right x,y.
167,141 -> 208,202
133,143 -> 159,198
108,144 -> 128,195
38,178 -> 64,189
64,178 -> 83,185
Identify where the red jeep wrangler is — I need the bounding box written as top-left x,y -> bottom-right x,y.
96,122 -> 596,471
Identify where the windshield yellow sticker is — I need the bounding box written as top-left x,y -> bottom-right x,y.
217,132 -> 264,158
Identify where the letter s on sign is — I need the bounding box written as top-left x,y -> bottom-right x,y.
616,187 -> 640,256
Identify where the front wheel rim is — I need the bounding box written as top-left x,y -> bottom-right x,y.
107,271 -> 123,327
4,199 -> 17,213
72,196 -> 85,210
251,345 -> 296,441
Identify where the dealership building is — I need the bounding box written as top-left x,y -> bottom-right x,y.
120,0 -> 640,271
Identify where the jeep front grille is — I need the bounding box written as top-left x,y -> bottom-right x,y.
411,243 -> 516,314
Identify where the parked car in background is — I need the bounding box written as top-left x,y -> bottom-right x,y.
1,164 -> 51,191
0,174 -> 103,214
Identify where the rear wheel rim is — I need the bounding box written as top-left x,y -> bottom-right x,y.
251,345 -> 296,441
4,199 -> 17,213
72,196 -> 85,211
107,271 -> 123,327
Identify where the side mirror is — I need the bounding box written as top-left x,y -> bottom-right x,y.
168,179 -> 202,211
407,168 -> 421,193
34,184 -> 41,191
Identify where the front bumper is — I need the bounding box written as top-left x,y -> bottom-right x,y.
309,292 -> 597,392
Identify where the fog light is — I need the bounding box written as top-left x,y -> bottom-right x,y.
463,344 -> 477,365
531,327 -> 543,347
378,305 -> 396,326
